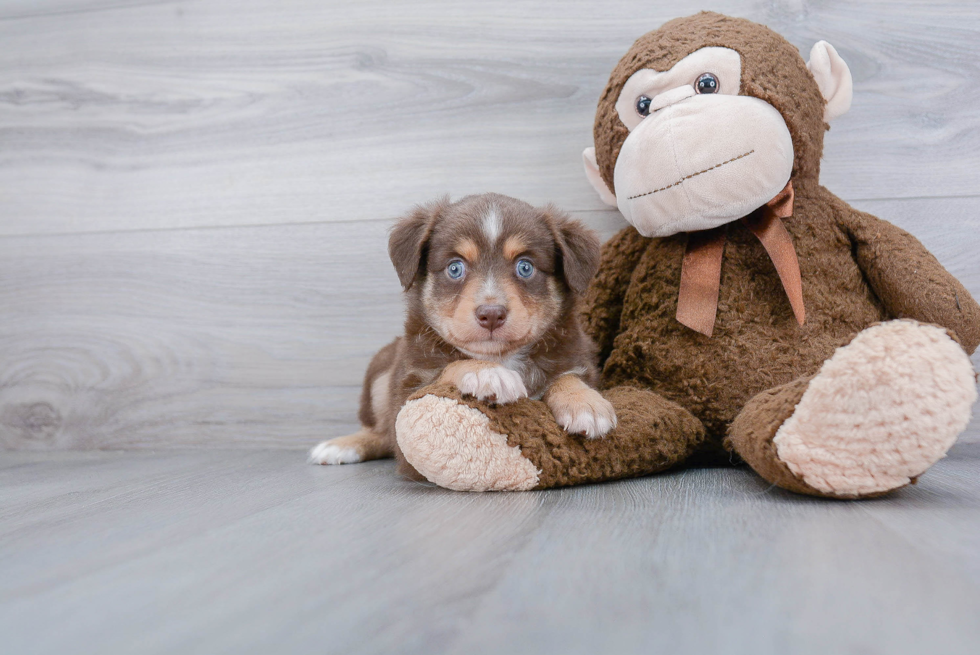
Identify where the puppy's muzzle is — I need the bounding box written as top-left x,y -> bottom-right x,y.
476,304 -> 507,332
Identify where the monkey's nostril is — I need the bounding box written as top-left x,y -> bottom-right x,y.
476,304 -> 507,331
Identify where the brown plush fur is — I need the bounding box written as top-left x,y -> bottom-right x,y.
589,180 -> 980,442
594,11 -> 827,191
726,376 -> 819,495
397,13 -> 980,495
408,382 -> 705,489
588,15 -> 980,486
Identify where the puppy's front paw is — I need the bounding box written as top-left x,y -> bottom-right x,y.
458,366 -> 528,404
309,440 -> 362,465
549,388 -> 617,439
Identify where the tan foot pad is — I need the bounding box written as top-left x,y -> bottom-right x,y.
774,320 -> 977,496
395,394 -> 540,492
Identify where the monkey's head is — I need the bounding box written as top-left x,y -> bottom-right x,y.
584,12 -> 852,237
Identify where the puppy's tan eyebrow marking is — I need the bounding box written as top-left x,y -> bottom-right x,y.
456,238 -> 479,263
503,236 -> 527,260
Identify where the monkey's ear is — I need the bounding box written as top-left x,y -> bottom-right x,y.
807,41 -> 853,122
583,147 -> 618,207
548,208 -> 602,294
388,197 -> 447,290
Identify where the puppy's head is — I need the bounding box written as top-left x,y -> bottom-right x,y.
389,193 -> 600,358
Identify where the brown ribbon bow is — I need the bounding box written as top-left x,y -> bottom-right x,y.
676,181 -> 804,336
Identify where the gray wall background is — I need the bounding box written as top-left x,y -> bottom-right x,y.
1,0 -> 977,450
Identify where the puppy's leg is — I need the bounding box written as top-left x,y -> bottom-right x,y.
438,360 -> 528,404
310,339 -> 399,465
309,428 -> 392,465
544,374 -> 617,439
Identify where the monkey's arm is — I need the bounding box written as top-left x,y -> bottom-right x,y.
839,206 -> 980,354
582,226 -> 648,366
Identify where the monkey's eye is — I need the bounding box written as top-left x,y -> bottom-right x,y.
695,73 -> 719,94
635,95 -> 652,117
446,259 -> 466,280
515,259 -> 535,279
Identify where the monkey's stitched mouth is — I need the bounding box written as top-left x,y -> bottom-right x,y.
627,149 -> 755,200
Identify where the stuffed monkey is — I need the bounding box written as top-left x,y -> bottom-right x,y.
394,12 -> 980,497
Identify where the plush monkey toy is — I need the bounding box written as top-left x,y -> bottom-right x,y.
394,12 -> 980,497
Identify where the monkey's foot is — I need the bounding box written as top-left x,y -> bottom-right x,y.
733,320 -> 977,498
394,390 -> 541,491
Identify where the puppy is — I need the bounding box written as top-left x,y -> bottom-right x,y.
309,193 -> 616,477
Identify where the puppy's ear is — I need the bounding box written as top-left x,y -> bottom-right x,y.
546,207 -> 601,294
388,197 -> 449,290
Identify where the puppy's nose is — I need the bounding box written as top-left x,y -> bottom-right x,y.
476,305 -> 507,331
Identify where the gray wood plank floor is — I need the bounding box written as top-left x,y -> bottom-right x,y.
2,3 -> 980,653
2,444 -> 980,655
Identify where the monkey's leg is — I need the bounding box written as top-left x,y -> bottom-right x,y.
728,320 -> 977,498
394,383 -> 705,491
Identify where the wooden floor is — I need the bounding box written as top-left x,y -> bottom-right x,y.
3,1 -> 980,653
3,442 -> 980,655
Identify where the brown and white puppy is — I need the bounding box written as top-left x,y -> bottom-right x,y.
309,193 -> 615,476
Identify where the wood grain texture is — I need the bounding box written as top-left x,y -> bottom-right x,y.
2,446 -> 980,654
0,0 -> 978,450
0,198 -> 976,450
0,0 -> 978,235
3,4 -> 979,652
0,219 -> 402,449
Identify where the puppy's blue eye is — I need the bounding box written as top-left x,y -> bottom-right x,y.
515,259 -> 534,279
446,260 -> 466,280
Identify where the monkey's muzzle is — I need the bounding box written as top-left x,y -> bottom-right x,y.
613,94 -> 794,238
